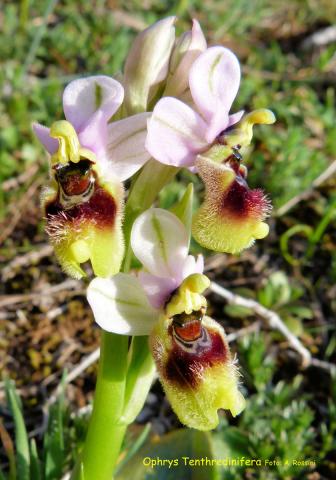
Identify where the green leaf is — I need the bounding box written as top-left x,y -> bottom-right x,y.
306,196 -> 336,259
283,305 -> 313,319
5,379 -> 30,480
257,271 -> 293,308
44,375 -> 67,480
114,424 -> 151,476
0,418 -> 16,480
268,271 -> 291,306
30,439 -> 41,480
239,333 -> 275,391
280,225 -> 312,266
121,337 -> 156,424
224,304 -> 254,318
213,427 -> 250,459
170,183 -> 194,244
115,429 -> 219,480
283,316 -> 304,337
0,465 -> 6,480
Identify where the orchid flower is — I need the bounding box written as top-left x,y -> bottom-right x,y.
33,75 -> 151,278
87,208 -> 245,431
146,46 -> 275,254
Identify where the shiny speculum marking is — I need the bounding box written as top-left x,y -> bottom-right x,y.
55,159 -> 94,197
166,311 -> 228,389
172,309 -> 204,343
45,160 -> 116,236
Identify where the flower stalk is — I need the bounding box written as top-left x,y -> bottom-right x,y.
71,333 -> 128,480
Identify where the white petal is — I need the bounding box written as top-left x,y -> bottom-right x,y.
106,112 -> 151,181
181,254 -> 204,280
131,208 -> 189,279
87,274 -> 159,336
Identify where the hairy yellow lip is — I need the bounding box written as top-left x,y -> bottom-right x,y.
150,314 -> 246,430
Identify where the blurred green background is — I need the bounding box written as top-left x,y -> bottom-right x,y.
0,1 -> 336,479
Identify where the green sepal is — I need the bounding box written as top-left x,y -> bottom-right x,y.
121,336 -> 156,424
170,183 -> 194,246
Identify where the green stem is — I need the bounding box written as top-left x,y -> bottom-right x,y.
72,333 -> 128,480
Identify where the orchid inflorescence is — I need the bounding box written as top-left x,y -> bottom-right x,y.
34,16 -> 275,440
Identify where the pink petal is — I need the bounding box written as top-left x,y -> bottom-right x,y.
139,272 -> 178,309
106,112 -> 151,181
227,110 -> 245,128
205,109 -> 245,144
204,110 -> 230,144
63,75 -> 124,132
32,123 -> 58,154
78,110 -> 108,162
145,97 -> 209,167
189,46 -> 241,137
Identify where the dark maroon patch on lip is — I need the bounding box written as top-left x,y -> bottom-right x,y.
221,175 -> 266,219
45,183 -> 116,232
165,328 -> 228,389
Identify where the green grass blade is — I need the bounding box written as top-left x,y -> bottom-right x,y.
0,419 -> 17,480
114,423 -> 151,476
29,439 -> 41,480
306,197 -> 336,259
5,379 -> 30,480
21,0 -> 59,78
44,373 -> 67,480
0,464 -> 7,480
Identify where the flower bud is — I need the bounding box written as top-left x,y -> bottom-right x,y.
192,156 -> 271,254
169,31 -> 193,74
164,19 -> 207,97
42,121 -> 124,279
150,312 -> 245,430
123,16 -> 176,113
